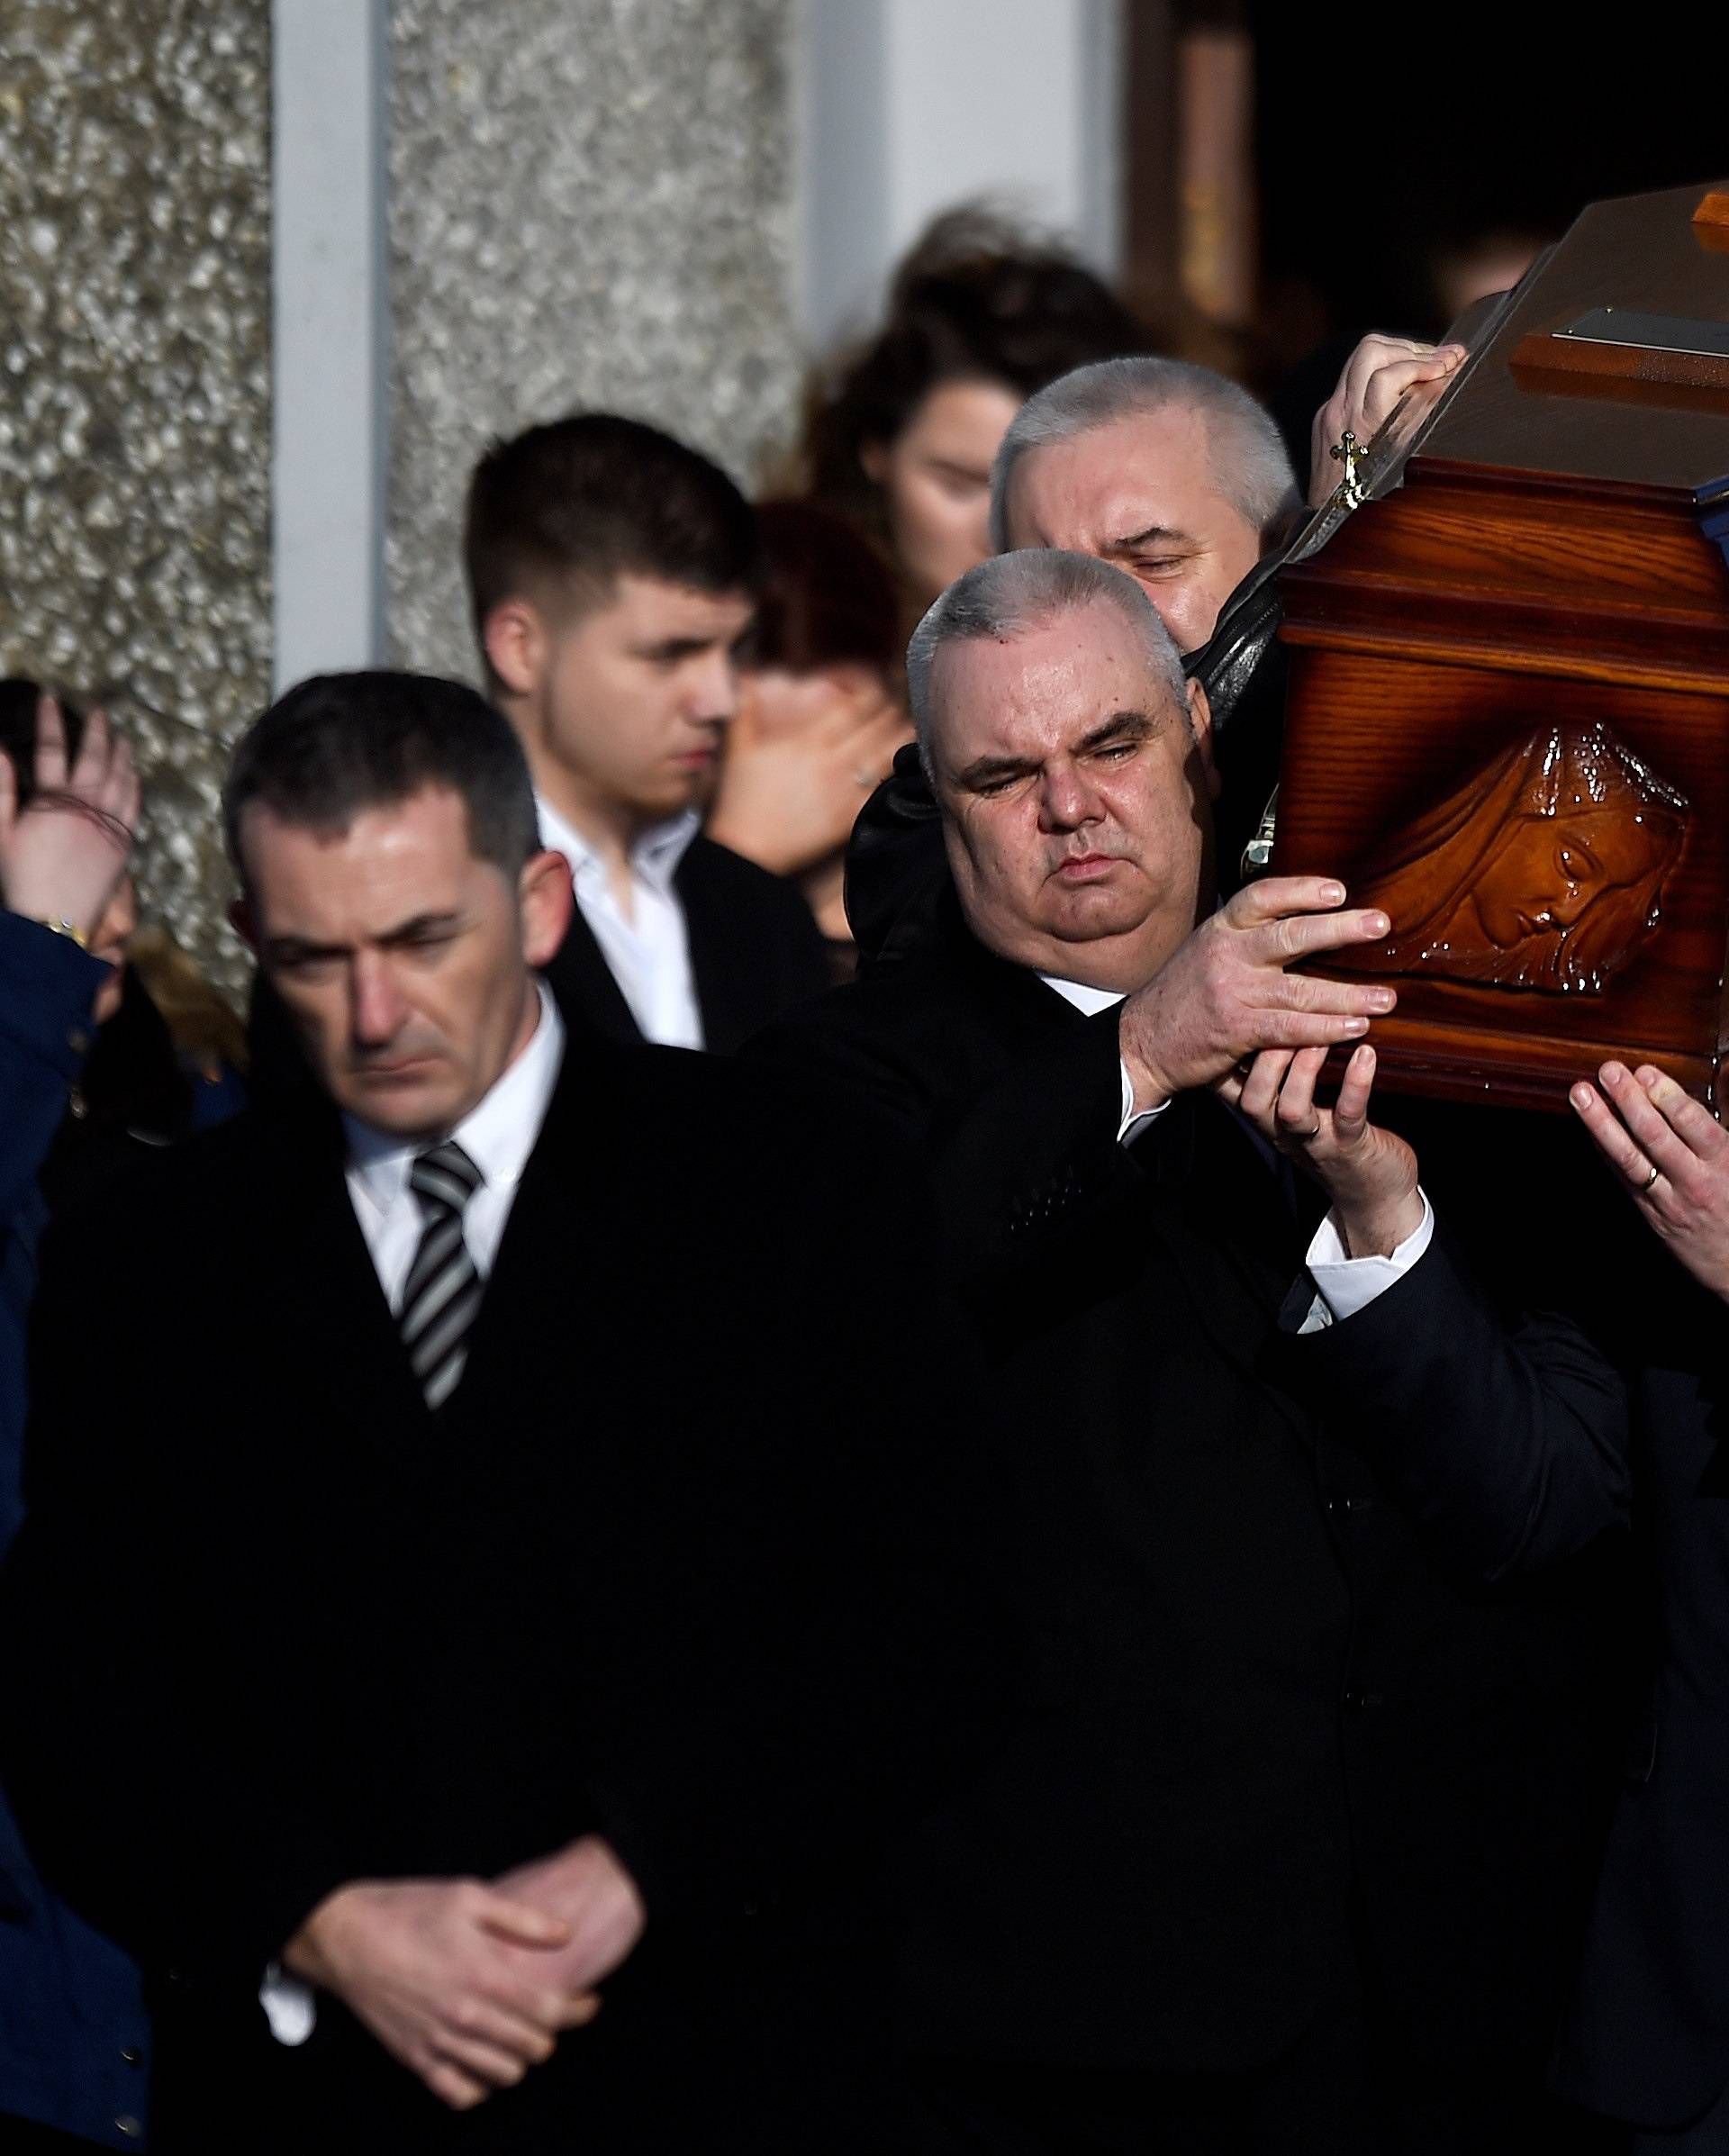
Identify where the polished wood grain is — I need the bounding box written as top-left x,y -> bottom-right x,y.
1275,643 -> 1729,1104
1328,720 -> 1688,997
1509,328 -> 1729,400
1273,180 -> 1729,1112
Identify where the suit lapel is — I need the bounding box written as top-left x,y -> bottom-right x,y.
1145,1097 -> 1314,1440
257,1102 -> 434,1442
676,841 -> 743,1053
542,905 -> 644,1046
947,916 -> 1094,1056
448,1032 -> 633,1415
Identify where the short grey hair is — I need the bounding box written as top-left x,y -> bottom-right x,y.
989,356 -> 1299,552
907,548 -> 1188,776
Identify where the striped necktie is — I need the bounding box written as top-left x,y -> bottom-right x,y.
401,1140 -> 484,1410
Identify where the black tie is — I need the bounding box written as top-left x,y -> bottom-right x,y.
400,1140 -> 484,1410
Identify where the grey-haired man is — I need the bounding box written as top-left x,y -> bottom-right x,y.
755,548 -> 1626,2155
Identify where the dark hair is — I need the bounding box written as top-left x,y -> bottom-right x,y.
802,206 -> 1151,538
748,500 -> 902,681
0,677 -> 87,805
222,671 -> 539,883
463,412 -> 761,660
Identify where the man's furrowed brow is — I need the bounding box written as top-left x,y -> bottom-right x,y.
1105,522 -> 1189,551
955,751 -> 1039,789
263,932 -> 345,964
1080,708 -> 1163,749
376,910 -> 466,945
265,910 -> 464,961
633,633 -> 727,660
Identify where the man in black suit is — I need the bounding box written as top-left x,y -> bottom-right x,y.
754,548 -> 1630,2151
463,412 -> 828,1050
0,672 -> 1001,2152
1240,1035 -> 1729,2152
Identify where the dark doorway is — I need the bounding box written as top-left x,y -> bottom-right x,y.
1126,1 -> 1726,398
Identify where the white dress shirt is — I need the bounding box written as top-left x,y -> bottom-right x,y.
1299,1192 -> 1435,1330
1036,973 -> 1431,1319
263,984 -> 566,2045
536,792 -> 704,1049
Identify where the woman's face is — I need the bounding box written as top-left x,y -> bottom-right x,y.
1472,811 -> 1663,949
861,377 -> 1023,607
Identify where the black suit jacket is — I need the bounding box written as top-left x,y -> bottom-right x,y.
1559,1322 -> 1729,2132
0,1021 -> 1008,2152
751,910 -> 1630,2079
1293,1202 -> 1729,2133
542,832 -> 829,1052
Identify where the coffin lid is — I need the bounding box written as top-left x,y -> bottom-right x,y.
1368,178 -> 1729,510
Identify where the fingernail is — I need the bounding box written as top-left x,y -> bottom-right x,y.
1321,883 -> 1344,904
1345,1018 -> 1370,1034
1368,988 -> 1395,1011
1571,1084 -> 1593,1110
1601,1062 -> 1628,1085
1366,913 -> 1390,937
1638,1065 -> 1665,1090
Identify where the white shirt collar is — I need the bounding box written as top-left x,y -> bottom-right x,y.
343,982 -> 566,1218
535,792 -> 701,899
1039,974 -> 1126,1017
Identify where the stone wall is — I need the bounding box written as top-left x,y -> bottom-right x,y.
386,0 -> 801,680
0,0 -> 273,987
0,0 -> 804,983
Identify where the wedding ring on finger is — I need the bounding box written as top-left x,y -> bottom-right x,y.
1639,1164 -> 1662,1193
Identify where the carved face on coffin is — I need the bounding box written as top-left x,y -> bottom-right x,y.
1343,722 -> 1688,995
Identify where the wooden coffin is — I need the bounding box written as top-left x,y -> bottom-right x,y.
1272,178 -> 1729,1111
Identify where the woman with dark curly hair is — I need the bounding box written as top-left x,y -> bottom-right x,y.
796,205 -> 1152,620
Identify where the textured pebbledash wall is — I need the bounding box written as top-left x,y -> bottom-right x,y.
0,0 -> 273,988
385,0 -> 801,682
0,0 -> 801,983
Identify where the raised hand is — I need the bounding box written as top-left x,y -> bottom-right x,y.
281,1877 -> 599,2111
1118,875 -> 1395,1114
0,694 -> 138,938
1571,1062 -> 1729,1302
1308,336 -> 1467,507
1218,1042 -> 1423,1258
706,667 -> 910,877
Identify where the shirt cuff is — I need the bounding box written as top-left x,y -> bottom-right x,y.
1118,1060 -> 1169,1146
1298,1191 -> 1435,1334
261,1963 -> 317,2046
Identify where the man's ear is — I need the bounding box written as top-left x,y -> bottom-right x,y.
1186,676 -> 1220,803
518,847 -> 575,970
484,599 -> 549,701
229,894 -> 259,956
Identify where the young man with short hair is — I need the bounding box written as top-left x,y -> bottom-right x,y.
464,412 -> 828,1051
